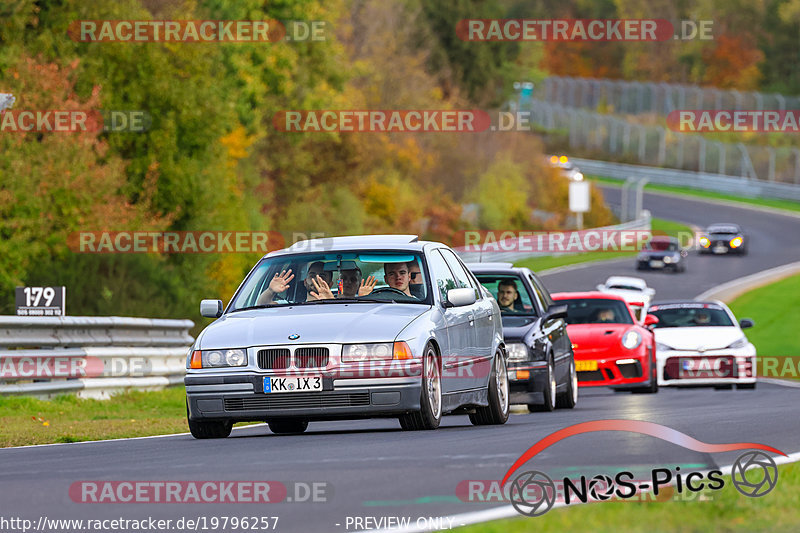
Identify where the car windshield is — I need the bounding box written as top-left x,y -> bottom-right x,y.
645,240 -> 678,251
475,274 -> 537,315
229,251 -> 430,310
556,298 -> 634,325
649,304 -> 734,327
709,226 -> 739,235
608,284 -> 643,291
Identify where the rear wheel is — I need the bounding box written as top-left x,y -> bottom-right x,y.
399,344 -> 442,430
267,418 -> 309,435
556,359 -> 578,408
528,357 -> 556,412
470,349 -> 510,425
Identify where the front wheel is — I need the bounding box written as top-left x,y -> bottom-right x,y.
470,350 -> 510,425
267,418 -> 309,435
528,357 -> 556,412
556,359 -> 578,408
188,417 -> 232,439
399,344 -> 442,430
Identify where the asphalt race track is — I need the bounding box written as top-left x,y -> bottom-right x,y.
1,190 -> 798,533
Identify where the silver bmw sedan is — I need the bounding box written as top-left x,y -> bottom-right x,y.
185,235 -> 508,437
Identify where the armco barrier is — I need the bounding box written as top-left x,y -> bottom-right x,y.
0,316 -> 194,399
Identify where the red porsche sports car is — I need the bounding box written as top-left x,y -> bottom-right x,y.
551,292 -> 659,393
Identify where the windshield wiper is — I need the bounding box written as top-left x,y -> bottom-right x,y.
229,304 -> 284,313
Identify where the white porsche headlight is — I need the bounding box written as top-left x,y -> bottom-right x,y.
507,343 -> 529,362
621,330 -> 642,350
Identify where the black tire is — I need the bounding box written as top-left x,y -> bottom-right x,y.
636,262 -> 645,271
714,384 -> 734,390
737,382 -> 757,390
556,359 -> 578,408
632,350 -> 659,394
528,357 -> 556,412
188,417 -> 232,439
399,343 -> 442,430
267,418 -> 309,435
470,349 -> 510,425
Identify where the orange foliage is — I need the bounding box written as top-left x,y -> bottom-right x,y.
702,35 -> 764,90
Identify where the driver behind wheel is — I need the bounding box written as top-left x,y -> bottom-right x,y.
384,262 -> 412,296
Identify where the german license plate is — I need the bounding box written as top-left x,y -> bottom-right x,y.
576,360 -> 598,372
649,260 -> 664,268
264,375 -> 323,393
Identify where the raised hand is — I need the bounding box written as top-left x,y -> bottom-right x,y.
269,269 -> 294,294
358,275 -> 377,296
309,275 -> 334,300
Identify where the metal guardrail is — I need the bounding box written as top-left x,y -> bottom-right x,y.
454,213 -> 652,264
571,157 -> 800,202
0,316 -> 194,399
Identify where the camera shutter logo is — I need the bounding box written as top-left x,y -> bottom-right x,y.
509,471 -> 556,517
732,451 -> 778,497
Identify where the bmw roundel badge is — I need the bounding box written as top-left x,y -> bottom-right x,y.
288,333 -> 300,340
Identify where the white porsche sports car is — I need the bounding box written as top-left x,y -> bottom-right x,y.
596,276 -> 655,322
647,300 -> 757,389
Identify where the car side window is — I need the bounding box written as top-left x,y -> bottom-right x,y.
440,249 -> 479,297
529,273 -> 554,309
427,250 -> 458,303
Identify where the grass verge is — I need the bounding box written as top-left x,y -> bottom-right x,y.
0,386 -> 255,448
455,461 -> 800,533
728,273 -> 800,363
589,175 -> 800,214
514,218 -> 693,273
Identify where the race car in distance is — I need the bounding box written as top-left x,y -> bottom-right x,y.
469,263 -> 577,412
551,292 -> 658,393
647,300 -> 756,389
697,223 -> 748,255
595,276 -> 655,322
548,155 -> 583,180
636,235 -> 687,272
186,235 -> 510,438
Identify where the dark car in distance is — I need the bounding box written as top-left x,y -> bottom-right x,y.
636,236 -> 687,272
467,263 -> 578,412
698,223 -> 748,255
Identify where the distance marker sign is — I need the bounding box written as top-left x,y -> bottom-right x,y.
15,286 -> 66,316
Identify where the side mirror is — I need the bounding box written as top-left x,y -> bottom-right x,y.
545,303 -> 568,321
200,299 -> 224,318
644,314 -> 659,327
739,318 -> 754,329
446,288 -> 477,307
595,284 -> 605,291
645,288 -> 656,297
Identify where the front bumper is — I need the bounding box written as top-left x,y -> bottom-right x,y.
186,374 -> 421,421
575,353 -> 650,387
657,351 -> 756,386
507,361 -> 548,404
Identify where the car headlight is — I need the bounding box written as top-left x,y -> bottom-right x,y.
621,330 -> 642,350
726,337 -> 748,349
663,256 -> 672,263
730,237 -> 743,248
189,348 -> 247,368
699,237 -> 710,248
507,343 -> 529,362
342,343 -> 394,362
655,342 -> 673,352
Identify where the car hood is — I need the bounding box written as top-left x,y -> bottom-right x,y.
501,316 -> 539,340
198,303 -> 430,348
654,327 -> 743,350
566,324 -> 636,354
